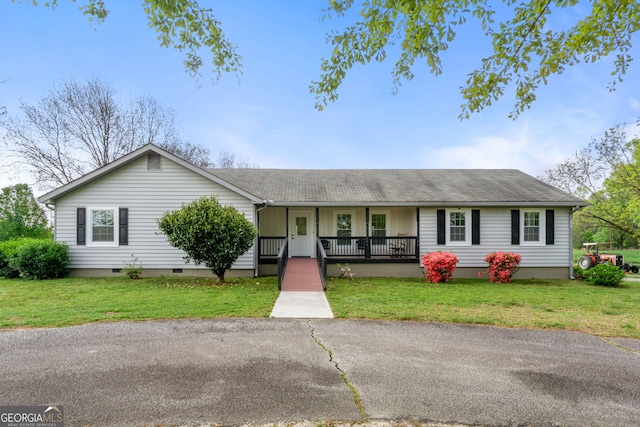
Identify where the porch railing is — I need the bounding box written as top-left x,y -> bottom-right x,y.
318,236 -> 418,259
276,239 -> 288,291
259,235 -> 418,265
316,238 -> 327,290
259,236 -> 286,258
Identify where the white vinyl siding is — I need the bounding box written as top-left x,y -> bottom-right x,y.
257,207 -> 287,236
54,155 -> 256,271
420,207 -> 572,267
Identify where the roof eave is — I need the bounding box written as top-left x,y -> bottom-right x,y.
267,201 -> 589,207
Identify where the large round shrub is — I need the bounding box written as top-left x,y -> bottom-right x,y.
158,196 -> 257,283
9,240 -> 69,280
583,263 -> 625,287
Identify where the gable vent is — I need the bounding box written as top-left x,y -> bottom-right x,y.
147,153 -> 161,170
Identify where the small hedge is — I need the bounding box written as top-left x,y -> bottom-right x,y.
572,265 -> 586,281
583,263 -> 625,287
0,238 -> 41,278
0,238 -> 69,280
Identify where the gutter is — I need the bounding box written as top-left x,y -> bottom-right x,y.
44,203 -> 56,241
254,199 -> 273,277
569,205 -> 583,280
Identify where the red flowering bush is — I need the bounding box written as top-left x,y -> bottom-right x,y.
483,252 -> 521,283
422,251 -> 459,283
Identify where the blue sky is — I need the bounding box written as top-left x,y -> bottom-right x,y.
1,1 -> 639,194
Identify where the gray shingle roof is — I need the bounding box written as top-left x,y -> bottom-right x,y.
209,169 -> 587,206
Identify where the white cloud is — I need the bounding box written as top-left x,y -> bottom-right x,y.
421,110 -> 609,178
425,134 -> 539,173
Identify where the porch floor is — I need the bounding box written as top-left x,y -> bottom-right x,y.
281,258 -> 324,291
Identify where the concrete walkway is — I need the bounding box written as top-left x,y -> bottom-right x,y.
270,258 -> 333,318
270,291 -> 333,318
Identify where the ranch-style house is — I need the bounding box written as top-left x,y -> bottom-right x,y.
38,144 -> 588,281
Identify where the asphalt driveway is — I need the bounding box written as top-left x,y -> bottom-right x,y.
1,319 -> 638,427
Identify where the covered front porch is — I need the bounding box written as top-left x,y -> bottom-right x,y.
256,206 -> 420,263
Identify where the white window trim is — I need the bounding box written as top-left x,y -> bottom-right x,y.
334,210 -> 356,246
521,209 -> 545,246
370,210 -> 390,246
334,210 -> 356,235
446,208 -> 471,246
88,207 -> 119,247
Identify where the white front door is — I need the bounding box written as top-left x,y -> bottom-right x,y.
289,209 -> 314,258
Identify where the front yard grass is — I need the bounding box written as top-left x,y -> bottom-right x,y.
325,277 -> 640,338
1,275 -> 639,339
0,276 -> 279,330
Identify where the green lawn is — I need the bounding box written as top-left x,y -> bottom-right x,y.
0,276 -> 279,330
325,277 -> 640,338
1,275 -> 639,339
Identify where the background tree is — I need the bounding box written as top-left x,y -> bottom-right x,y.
157,140 -> 214,169
13,0 -> 242,81
157,196 -> 256,283
0,184 -> 51,241
213,151 -> 256,169
312,0 -> 640,118
1,79 -> 6,117
17,1 -> 639,118
1,78 -> 217,189
543,121 -> 640,247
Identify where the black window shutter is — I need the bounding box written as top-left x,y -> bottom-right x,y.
546,209 -> 555,245
472,209 -> 480,245
436,209 -> 445,245
77,208 -> 86,246
119,208 -> 129,245
511,209 -> 520,245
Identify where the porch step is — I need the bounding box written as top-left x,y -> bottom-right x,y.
281,258 -> 324,291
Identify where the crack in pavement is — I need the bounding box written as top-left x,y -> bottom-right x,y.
598,336 -> 640,356
307,319 -> 368,419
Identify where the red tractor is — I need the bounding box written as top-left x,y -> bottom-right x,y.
577,242 -> 638,273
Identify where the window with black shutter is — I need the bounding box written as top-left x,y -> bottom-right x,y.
511,210 -> 520,245
436,209 -> 445,245
77,208 -> 86,245
472,209 -> 480,245
546,209 -> 554,245
119,208 -> 129,245
81,206 -> 128,246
